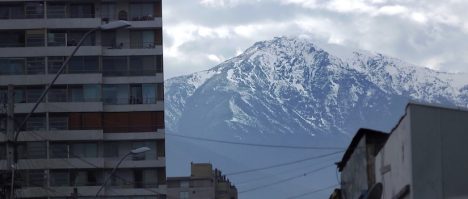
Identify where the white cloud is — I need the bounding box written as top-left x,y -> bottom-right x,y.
164,0 -> 468,78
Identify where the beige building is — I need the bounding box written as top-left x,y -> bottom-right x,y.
0,0 -> 166,198
167,163 -> 237,199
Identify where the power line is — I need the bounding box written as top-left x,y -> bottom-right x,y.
225,151 -> 344,176
167,132 -> 345,150
284,184 -> 338,199
239,164 -> 334,194
236,156 -> 339,186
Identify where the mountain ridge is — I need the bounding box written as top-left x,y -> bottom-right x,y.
165,36 -> 468,139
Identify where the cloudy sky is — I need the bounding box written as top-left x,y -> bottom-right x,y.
162,0 -> 468,79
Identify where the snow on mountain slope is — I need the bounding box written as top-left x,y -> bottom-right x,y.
165,37 -> 468,139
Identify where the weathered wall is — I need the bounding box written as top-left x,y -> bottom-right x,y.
375,110 -> 413,199
341,137 -> 369,199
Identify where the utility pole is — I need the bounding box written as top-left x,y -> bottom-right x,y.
6,85 -> 15,199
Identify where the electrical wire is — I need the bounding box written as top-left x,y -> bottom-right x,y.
167,132 -> 345,150
225,150 -> 344,176
236,156 -> 339,186
238,164 -> 334,194
284,184 -> 339,199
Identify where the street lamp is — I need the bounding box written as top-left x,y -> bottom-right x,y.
7,20 -> 131,199
95,147 -> 151,197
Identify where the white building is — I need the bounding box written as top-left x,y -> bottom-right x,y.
0,1 -> 166,198
375,103 -> 468,199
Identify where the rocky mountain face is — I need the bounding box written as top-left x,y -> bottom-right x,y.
165,37 -> 468,140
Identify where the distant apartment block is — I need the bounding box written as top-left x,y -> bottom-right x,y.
0,0 -> 165,198
167,163 -> 238,199
332,103 -> 468,199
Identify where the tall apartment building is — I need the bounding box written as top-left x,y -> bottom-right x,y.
0,1 -> 165,198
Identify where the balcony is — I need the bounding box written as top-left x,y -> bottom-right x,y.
14,101 -> 103,113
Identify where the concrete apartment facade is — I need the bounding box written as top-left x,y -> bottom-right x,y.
167,163 -> 237,199
0,0 -> 165,198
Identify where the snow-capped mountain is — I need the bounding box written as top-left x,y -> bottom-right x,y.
165,37 -> 468,139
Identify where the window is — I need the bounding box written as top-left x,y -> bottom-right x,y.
104,142 -> 119,158
102,112 -> 163,133
103,56 -> 128,76
25,2 -> 44,19
68,56 -> 99,73
26,86 -> 44,103
0,31 -> 25,47
156,55 -> 163,73
69,112 -> 102,130
0,4 -> 23,19
129,3 -> 155,21
71,170 -> 98,186
83,84 -> 101,102
50,143 -> 69,158
157,83 -> 164,101
102,31 -> 117,48
103,84 -> 129,104
142,84 -> 156,104
101,3 -> 116,21
47,31 -> 66,46
26,57 -> 45,74
27,170 -> 46,187
47,3 -> 67,18
18,142 -> 47,159
50,170 -> 69,186
69,3 -> 94,18
49,114 -> 68,130
70,143 -> 98,158
25,114 -> 46,131
130,56 -> 156,75
179,192 -> 189,199
26,30 -> 45,47
180,181 -> 189,188
48,57 -> 64,73
67,31 -> 95,46
0,58 -> 25,75
130,84 -> 142,104
49,85 -> 67,102
130,31 -> 155,48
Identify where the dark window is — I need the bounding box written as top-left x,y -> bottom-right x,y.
25,2 -> 44,19
102,31 -> 117,48
0,3 -> 23,19
18,142 -> 47,159
103,112 -> 129,133
50,143 -> 69,158
0,58 -> 25,75
0,31 -> 25,47
129,3 -> 155,21
67,31 -> 95,46
129,56 -> 156,75
103,84 -> 129,104
156,55 -> 163,73
48,56 -> 64,73
26,30 -> 45,47
69,3 -> 94,18
26,57 -> 45,74
50,170 -> 69,186
49,113 -> 68,130
157,83 -> 164,101
102,56 -> 128,76
68,56 -> 99,73
47,3 -> 67,18
130,84 -> 142,104
47,31 -> 66,46
49,85 -> 67,102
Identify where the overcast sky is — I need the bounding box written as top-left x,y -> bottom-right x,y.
162,0 -> 468,79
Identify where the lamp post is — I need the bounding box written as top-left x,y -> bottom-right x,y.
7,20 -> 131,199
95,147 -> 151,197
